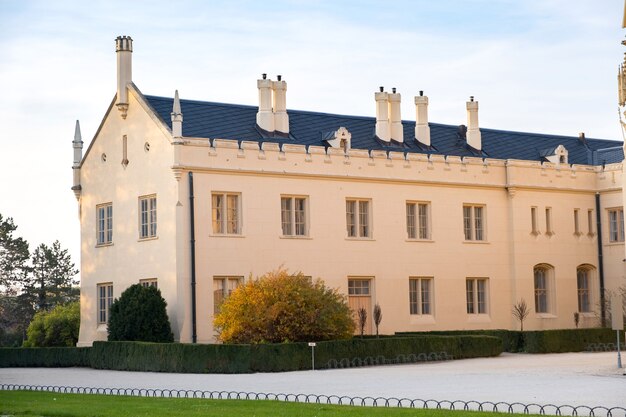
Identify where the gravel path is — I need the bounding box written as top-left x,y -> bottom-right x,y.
1,352 -> 625,409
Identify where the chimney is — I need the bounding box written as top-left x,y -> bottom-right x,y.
272,75 -> 289,134
414,90 -> 430,146
72,120 -> 83,200
466,96 -> 481,150
115,36 -> 133,119
171,90 -> 183,139
388,87 -> 403,143
375,87 -> 390,142
578,132 -> 586,144
256,73 -> 275,133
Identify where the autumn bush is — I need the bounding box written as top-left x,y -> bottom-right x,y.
214,269 -> 354,343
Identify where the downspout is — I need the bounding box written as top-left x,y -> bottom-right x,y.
189,172 -> 197,343
595,192 -> 606,326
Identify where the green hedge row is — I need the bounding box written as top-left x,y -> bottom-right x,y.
396,328 -> 619,353
0,347 -> 91,367
0,335 -> 502,373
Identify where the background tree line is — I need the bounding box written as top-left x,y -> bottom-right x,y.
0,213 -> 78,346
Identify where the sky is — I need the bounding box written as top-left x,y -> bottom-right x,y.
0,0 -> 624,277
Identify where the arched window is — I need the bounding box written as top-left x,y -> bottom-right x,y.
576,265 -> 596,313
533,264 -> 554,314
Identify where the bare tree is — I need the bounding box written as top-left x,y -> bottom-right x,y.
573,312 -> 580,328
357,307 -> 367,338
512,299 -> 530,331
373,303 -> 382,338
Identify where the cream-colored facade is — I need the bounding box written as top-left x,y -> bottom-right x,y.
75,36 -> 626,346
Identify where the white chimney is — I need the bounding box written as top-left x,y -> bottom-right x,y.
171,90 -> 183,139
375,87 -> 390,142
388,88 -> 403,143
115,35 -> 133,119
256,73 -> 275,133
414,91 -> 430,147
466,96 -> 481,150
272,75 -> 289,134
72,120 -> 83,200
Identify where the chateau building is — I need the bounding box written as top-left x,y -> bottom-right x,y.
74,36 -> 626,346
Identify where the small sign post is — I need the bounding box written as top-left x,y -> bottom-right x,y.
611,294 -> 623,369
308,342 -> 316,371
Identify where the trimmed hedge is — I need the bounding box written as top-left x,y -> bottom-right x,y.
396,328 -> 619,353
0,347 -> 90,367
523,328 -> 620,353
396,330 -> 524,353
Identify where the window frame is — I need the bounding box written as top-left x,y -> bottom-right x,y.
530,206 -> 538,235
211,192 -> 242,235
97,283 -> 113,324
576,266 -> 595,314
406,201 -> 431,240
213,276 -> 243,314
409,277 -> 433,315
608,208 -> 625,243
533,264 -> 555,315
573,208 -> 581,236
463,204 -> 486,241
348,279 -> 371,296
346,198 -> 372,239
138,194 -> 157,239
139,278 -> 158,288
466,278 -> 489,315
281,195 -> 309,237
96,203 -> 113,246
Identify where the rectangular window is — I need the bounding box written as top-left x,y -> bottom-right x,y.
96,203 -> 113,245
139,278 -> 157,288
577,269 -> 591,313
530,206 -> 538,234
97,283 -> 113,324
545,207 -> 553,235
409,277 -> 433,315
608,208 -> 625,242
348,279 -> 371,295
346,199 -> 371,238
213,276 -> 242,314
466,278 -> 488,314
281,196 -> 308,236
139,195 -> 157,239
574,209 -> 580,235
463,205 -> 485,241
407,202 -> 430,240
587,209 -> 594,235
212,193 -> 240,235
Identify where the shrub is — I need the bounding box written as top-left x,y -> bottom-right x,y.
0,347 -> 90,367
214,269 -> 355,343
523,328 -> 616,353
23,302 -> 80,347
108,284 -> 173,343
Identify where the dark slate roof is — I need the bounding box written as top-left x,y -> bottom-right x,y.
145,94 -> 623,166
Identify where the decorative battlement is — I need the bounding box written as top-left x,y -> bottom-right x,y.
173,136 -> 619,192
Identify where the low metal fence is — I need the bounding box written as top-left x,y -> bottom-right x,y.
1,384 -> 624,416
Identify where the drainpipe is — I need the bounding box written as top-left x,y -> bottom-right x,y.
189,172 -> 197,343
595,192 -> 606,326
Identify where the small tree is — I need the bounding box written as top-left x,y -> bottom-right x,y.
214,269 -> 354,343
108,284 -> 173,342
373,303 -> 382,338
573,311 -> 580,328
512,299 -> 529,331
357,307 -> 367,338
23,302 -> 79,347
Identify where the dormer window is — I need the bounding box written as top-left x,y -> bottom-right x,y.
324,127 -> 351,151
543,144 -> 568,165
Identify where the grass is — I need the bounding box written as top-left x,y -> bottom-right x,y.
0,390 -> 535,417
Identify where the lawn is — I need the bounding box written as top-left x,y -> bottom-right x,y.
0,390 -> 532,417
